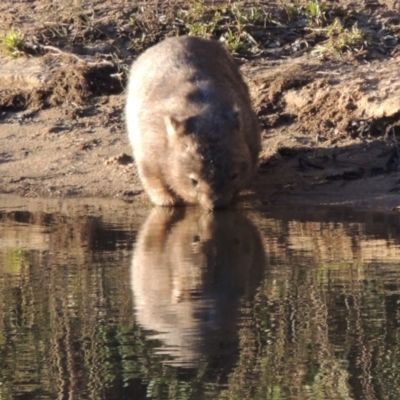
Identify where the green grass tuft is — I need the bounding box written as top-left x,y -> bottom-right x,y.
0,29 -> 26,58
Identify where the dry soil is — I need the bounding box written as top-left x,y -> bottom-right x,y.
1,0 -> 399,211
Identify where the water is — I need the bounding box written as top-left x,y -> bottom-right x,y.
0,196 -> 400,400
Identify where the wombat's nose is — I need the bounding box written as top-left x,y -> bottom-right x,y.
201,195 -> 230,210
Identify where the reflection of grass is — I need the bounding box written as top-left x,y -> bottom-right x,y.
1,249 -> 24,275
224,258 -> 390,399
0,29 -> 26,58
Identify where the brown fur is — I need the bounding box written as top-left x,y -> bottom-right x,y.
125,36 -> 260,209
131,208 -> 265,366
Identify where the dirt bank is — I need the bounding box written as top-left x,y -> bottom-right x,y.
1,1 -> 399,211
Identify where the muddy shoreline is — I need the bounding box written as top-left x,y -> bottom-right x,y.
1,1 -> 399,212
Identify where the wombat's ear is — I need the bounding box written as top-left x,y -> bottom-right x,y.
165,115 -> 185,138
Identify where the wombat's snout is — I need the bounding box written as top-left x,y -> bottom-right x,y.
199,193 -> 232,210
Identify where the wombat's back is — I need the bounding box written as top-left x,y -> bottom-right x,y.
127,36 -> 249,103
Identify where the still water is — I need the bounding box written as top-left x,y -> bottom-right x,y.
0,196 -> 400,400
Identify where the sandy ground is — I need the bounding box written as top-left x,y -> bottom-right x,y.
0,1 -> 399,211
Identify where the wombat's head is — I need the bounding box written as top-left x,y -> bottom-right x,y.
164,107 -> 252,210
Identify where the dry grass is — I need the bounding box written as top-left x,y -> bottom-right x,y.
0,0 -> 393,62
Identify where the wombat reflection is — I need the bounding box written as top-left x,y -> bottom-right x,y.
131,208 -> 265,367
125,36 -> 260,209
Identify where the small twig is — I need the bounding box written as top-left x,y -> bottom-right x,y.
33,42 -> 116,68
37,43 -> 83,62
316,70 -> 341,75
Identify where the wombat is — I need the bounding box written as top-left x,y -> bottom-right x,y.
125,36 -> 261,209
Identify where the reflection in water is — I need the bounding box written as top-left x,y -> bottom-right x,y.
0,198 -> 400,399
224,209 -> 400,400
131,208 -> 265,367
0,201 -> 141,400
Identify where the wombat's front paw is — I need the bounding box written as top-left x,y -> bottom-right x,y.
148,188 -> 181,207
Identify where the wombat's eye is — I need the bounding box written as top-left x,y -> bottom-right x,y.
190,177 -> 199,187
230,173 -> 238,181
